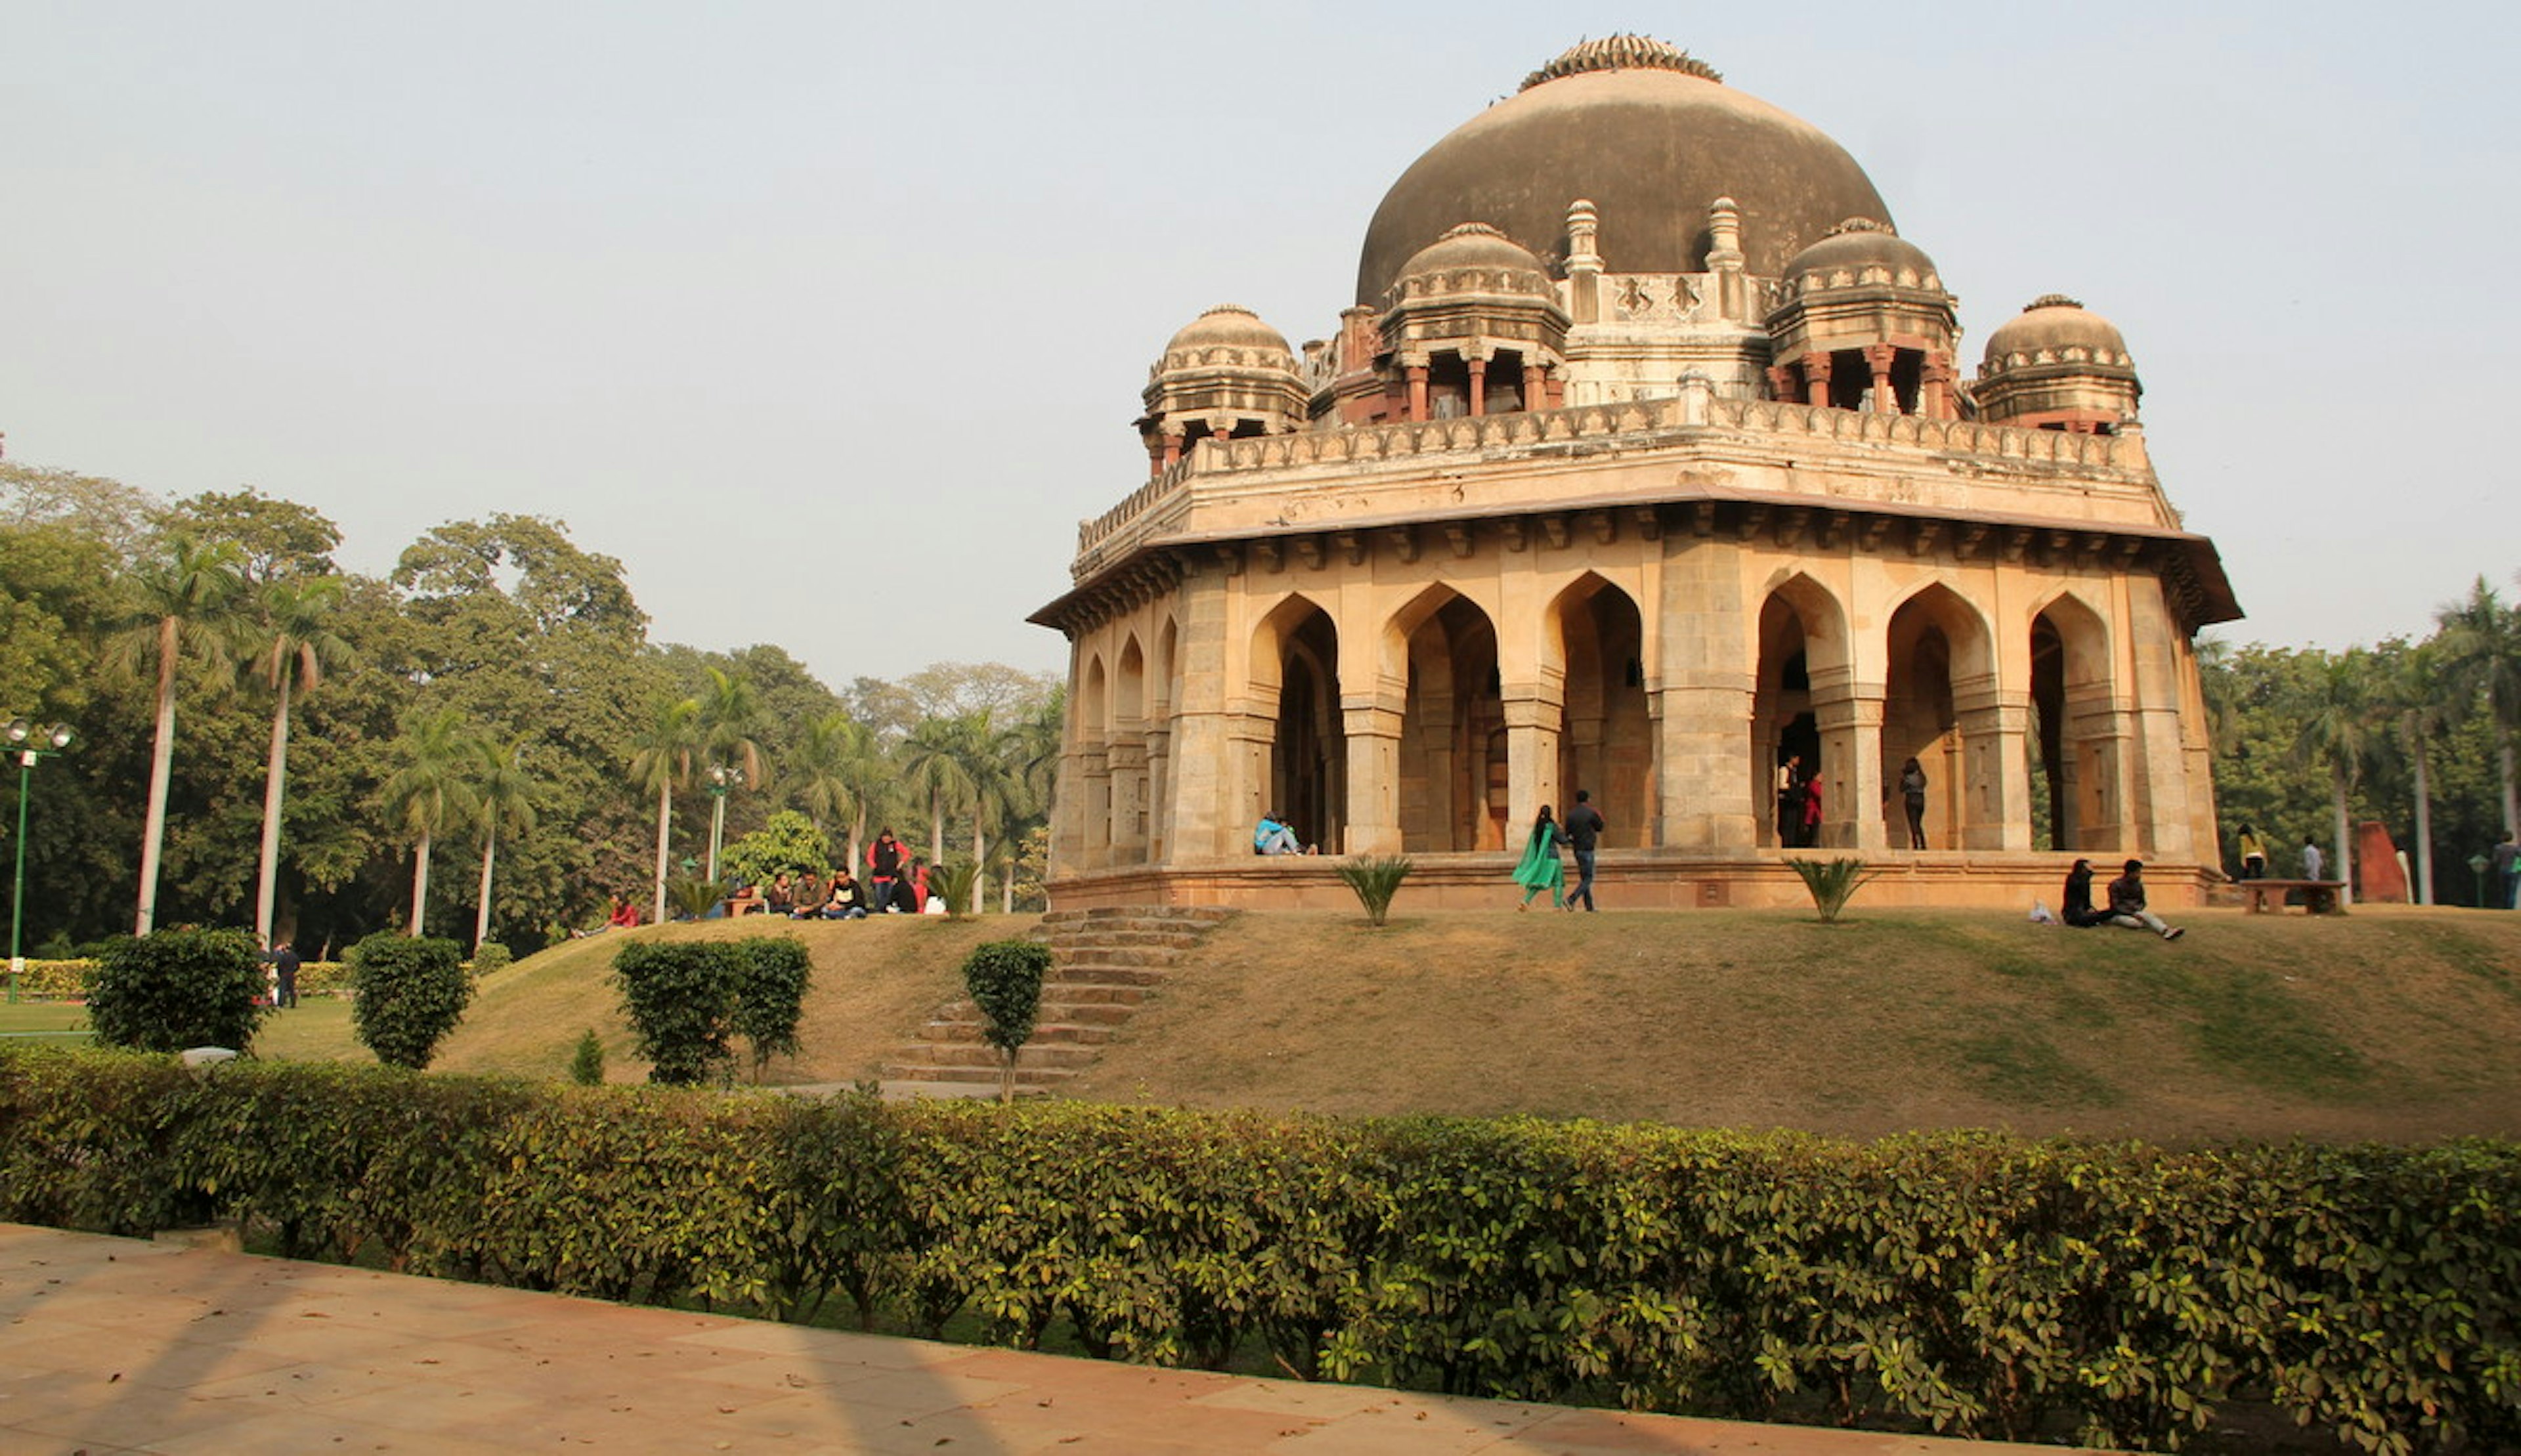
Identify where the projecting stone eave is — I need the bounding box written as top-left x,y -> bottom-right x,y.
1031,475 -> 2241,639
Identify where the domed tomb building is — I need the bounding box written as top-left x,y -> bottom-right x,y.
1033,38 -> 2237,909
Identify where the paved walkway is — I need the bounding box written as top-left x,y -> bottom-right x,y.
0,1224 -> 2080,1454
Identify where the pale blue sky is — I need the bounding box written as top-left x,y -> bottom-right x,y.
6,1 -> 2515,685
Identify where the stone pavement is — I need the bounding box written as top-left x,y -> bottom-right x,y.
0,1223 -> 2084,1455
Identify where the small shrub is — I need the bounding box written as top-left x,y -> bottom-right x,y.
729,939 -> 813,1081
349,933 -> 473,1070
960,939 -> 1050,1102
87,928 -> 268,1054
1786,856 -> 1880,922
568,1028 -> 605,1086
613,941 -> 735,1084
665,873 -> 731,920
935,859 -> 983,918
1337,855 -> 1415,926
472,941 -> 513,974
723,811 -> 834,888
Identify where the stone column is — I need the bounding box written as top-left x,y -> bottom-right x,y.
1341,700 -> 1405,855
1863,343 -> 1899,414
1801,351 -> 1833,408
1921,350 -> 1956,419
1501,691 -> 1564,845
1808,672 -> 1887,851
1078,744 -> 1113,868
1405,361 -> 1431,423
1107,736 -> 1148,863
1654,543 -> 1754,851
1465,350 -> 1488,418
1144,725 -> 1173,863
2124,580 -> 2199,861
1159,430 -> 1184,471
1765,364 -> 1799,404
1522,357 -> 1545,414
1954,673 -> 2033,851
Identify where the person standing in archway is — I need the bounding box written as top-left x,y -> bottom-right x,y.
1899,756 -> 1929,850
1564,789 -> 1606,912
1776,755 -> 1805,847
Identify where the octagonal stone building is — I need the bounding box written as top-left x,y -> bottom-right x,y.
1033,37 -> 2238,910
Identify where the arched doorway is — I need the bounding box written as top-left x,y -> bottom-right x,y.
1254,599 -> 1345,853
2031,593 -> 2117,851
1884,584 -> 1998,850
1753,576 -> 1847,848
1550,575 -> 1649,846
1392,586 -> 1503,851
1111,635 -> 1147,863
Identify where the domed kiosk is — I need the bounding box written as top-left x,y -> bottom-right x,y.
1037,39 -> 2239,913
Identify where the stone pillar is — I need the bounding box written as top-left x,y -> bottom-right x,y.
1465,353 -> 1488,417
1108,736 -> 1148,863
1159,430 -> 1184,471
1801,351 -> 1833,408
1501,691 -> 1564,846
1954,674 -> 2033,851
1406,362 -> 1431,422
1765,364 -> 1799,404
1863,343 -> 1899,414
1808,677 -> 1887,850
1921,351 -> 1956,420
1522,357 -> 1545,414
2124,580 -> 2199,861
1078,744 -> 1113,868
1144,725 -> 1173,863
1545,370 -> 1566,410
1341,700 -> 1406,855
1655,544 -> 1755,851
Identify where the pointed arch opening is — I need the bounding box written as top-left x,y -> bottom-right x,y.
1753,574 -> 1848,849
1079,652 -> 1113,863
2031,592 -> 2117,851
1112,635 -> 1148,862
1252,597 -> 1345,853
1389,585 -> 1503,851
1884,584 -> 1997,850
1549,574 -> 1648,846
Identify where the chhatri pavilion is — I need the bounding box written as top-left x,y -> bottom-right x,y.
1031,37 -> 2239,910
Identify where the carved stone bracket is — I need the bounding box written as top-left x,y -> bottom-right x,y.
1540,516 -> 1570,551
1335,530 -> 1368,567
1499,519 -> 1531,553
1387,525 -> 1420,564
1444,522 -> 1476,559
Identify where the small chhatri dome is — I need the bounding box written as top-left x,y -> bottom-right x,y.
1781,217 -> 1941,291
1520,35 -> 1723,90
1163,304 -> 1296,362
1982,295 -> 2133,371
1398,222 -> 1547,280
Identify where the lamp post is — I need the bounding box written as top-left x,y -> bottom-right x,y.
704,763 -> 743,882
7,718 -> 75,1004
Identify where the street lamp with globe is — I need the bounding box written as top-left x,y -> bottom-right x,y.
7,718 -> 75,1004
704,763 -> 744,883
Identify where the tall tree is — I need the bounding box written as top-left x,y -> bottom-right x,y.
899,712 -> 980,870
104,534 -> 247,933
246,576 -> 354,944
380,708 -> 482,937
2376,641 -> 2452,905
788,710 -> 882,857
470,733 -> 538,951
695,666 -> 767,880
628,695 -> 700,923
2436,576 -> 2521,837
2290,652 -> 2375,905
1001,688 -> 1066,910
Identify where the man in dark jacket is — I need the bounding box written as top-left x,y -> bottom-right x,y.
2103,859 -> 2184,940
1563,789 -> 1606,912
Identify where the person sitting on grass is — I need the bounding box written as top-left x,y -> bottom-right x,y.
607,892 -> 641,930
818,870 -> 867,919
2103,859 -> 2184,941
2059,859 -> 2105,928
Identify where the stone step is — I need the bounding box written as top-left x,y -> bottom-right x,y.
1047,962 -> 1173,986
1041,983 -> 1157,1007
917,1020 -> 1115,1046
890,1041 -> 1103,1072
1041,905 -> 1234,928
879,1079 -> 1022,1102
1046,928 -> 1205,952
880,1059 -> 1079,1086
1048,945 -> 1186,970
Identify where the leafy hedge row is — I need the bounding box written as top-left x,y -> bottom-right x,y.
0,1046 -> 2511,1454
7,958 -> 358,1000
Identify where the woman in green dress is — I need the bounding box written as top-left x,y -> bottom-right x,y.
1511,805 -> 1568,910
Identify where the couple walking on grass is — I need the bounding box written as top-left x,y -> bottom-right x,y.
1512,790 -> 1606,912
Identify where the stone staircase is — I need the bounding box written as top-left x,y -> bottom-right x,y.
879,905 -> 1237,1101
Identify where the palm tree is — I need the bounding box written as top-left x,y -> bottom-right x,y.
380,708 -> 483,937
244,575 -> 353,945
2289,652 -> 2375,907
788,711 -> 877,842
2436,576 -> 2521,837
1001,689 -> 1066,910
899,712 -> 982,870
470,733 -> 538,951
104,534 -> 247,934
695,667 -> 767,880
628,695 -> 700,924
2377,642 -> 2453,905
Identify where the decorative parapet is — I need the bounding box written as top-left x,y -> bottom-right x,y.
1072,394 -> 2149,576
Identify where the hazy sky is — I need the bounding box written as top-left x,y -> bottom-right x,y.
7,2 -> 2516,688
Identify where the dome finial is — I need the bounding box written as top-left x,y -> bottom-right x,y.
1520,35 -> 1722,92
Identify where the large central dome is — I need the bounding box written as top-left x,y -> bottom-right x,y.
1355,38 -> 1891,304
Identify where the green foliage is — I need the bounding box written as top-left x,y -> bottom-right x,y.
612,941 -> 735,1085
935,857 -> 982,918
727,938 -> 812,1080
722,809 -> 830,886
1784,856 -> 1878,922
611,935 -> 810,1086
960,939 -> 1048,1102
85,928 -> 269,1052
5,1047 -> 2519,1453
568,1028 -> 605,1086
471,940 -> 513,974
347,933 -> 473,1070
1335,855 -> 1413,926
664,873 -> 731,920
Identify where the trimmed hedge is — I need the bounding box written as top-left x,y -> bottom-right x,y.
0,1046 -> 2512,1453
6,958 -> 354,1002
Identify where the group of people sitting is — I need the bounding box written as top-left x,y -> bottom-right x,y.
2057,857 -> 2184,940
727,828 -> 945,919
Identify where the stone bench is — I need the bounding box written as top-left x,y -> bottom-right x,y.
2241,878 -> 2346,914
